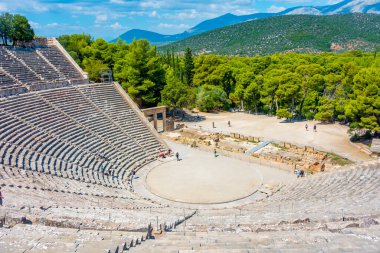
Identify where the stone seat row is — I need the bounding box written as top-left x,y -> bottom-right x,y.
181,164 -> 380,231
6,47 -> 64,82
0,45 -> 86,96
0,84 -> 166,190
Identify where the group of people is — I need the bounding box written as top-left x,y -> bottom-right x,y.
305,124 -> 317,132
159,149 -> 181,161
294,166 -> 305,178
212,121 -> 232,129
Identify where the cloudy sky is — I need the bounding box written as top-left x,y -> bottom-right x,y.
0,0 -> 342,40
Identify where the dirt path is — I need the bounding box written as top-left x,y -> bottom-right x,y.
182,112 -> 371,162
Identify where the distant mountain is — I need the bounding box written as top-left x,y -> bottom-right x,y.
159,14 -> 380,56
112,0 -> 380,45
284,0 -> 380,15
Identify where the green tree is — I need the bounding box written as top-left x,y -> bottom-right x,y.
10,14 -> 34,46
276,108 -> 292,120
83,59 -> 109,82
345,68 -> 380,131
0,13 -> 14,45
58,34 -> 93,66
196,85 -> 231,112
184,47 -> 194,86
314,97 -> 335,122
275,72 -> 301,114
295,64 -> 323,117
244,80 -> 261,113
261,69 -> 289,114
113,39 -> 165,107
161,69 -> 190,110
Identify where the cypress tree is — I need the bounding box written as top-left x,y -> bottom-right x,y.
184,47 -> 194,86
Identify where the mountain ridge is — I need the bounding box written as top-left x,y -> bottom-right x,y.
111,0 -> 380,44
159,13 -> 380,56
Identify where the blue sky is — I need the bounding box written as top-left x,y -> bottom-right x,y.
0,0 -> 341,40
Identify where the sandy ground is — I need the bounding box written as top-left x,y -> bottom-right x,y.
145,141 -> 294,204
182,112 -> 370,162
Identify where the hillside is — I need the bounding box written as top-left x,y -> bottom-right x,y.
112,0 -> 380,44
159,14 -> 380,56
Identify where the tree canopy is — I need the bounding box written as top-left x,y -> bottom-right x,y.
58,34 -> 380,132
0,13 -> 34,45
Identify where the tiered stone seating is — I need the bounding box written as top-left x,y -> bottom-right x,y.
132,229 -> 380,253
8,47 -> 63,82
0,163 -> 191,252
36,46 -> 84,80
39,87 -> 162,178
130,163 -> 380,252
180,165 -> 380,230
79,84 -> 163,155
0,71 -> 22,90
0,83 -> 166,190
0,47 -> 42,85
0,224 -> 145,253
0,96 -> 118,187
0,45 -> 86,93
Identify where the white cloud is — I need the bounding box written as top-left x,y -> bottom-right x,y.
272,0 -> 312,3
0,0 -> 48,12
46,22 -> 59,28
0,3 -> 7,12
140,1 -> 163,9
164,10 -> 199,20
327,0 -> 342,4
234,9 -> 258,15
29,21 -> 40,29
95,14 -> 108,23
109,0 -> 126,4
149,10 -> 159,17
158,23 -> 191,29
110,22 -> 122,29
267,5 -> 286,13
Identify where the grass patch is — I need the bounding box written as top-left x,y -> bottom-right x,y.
272,143 -> 289,151
327,153 -> 353,166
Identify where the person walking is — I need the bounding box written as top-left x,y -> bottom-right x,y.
313,125 -> 317,132
214,149 -> 217,158
176,152 -> 180,161
0,187 -> 3,206
305,123 -> 308,131
228,121 -> 231,127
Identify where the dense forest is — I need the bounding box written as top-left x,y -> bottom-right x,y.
160,14 -> 380,56
58,34 -> 380,133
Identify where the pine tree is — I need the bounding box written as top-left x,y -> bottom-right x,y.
184,48 -> 194,86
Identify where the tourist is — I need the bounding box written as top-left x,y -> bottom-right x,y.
228,121 -> 231,127
176,152 -> 180,161
300,170 -> 305,177
305,123 -> 308,131
314,125 -> 317,132
214,149 -> 217,158
0,187 -> 3,206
